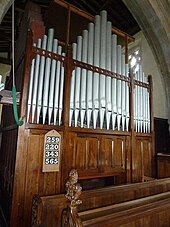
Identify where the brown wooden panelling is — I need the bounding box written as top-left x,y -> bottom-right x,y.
132,136 -> 153,182
10,129 -> 153,226
157,153 -> 170,178
63,132 -> 130,182
11,129 -> 62,226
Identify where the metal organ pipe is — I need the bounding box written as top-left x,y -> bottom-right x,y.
74,35 -> 82,127
106,21 -> 112,130
116,45 -> 122,131
86,23 -> 94,128
139,65 -> 143,133
48,38 -> 58,125
136,70 -> 140,132
93,15 -> 100,129
125,64 -> 129,131
58,52 -> 65,126
111,34 -> 117,130
133,64 -> 150,133
54,45 -> 62,125
80,30 -> 88,128
144,74 -> 148,133
121,54 -> 126,131
37,35 -> 47,124
26,11 -> 151,134
42,28 -> 54,124
142,72 -> 146,133
99,10 -> 107,129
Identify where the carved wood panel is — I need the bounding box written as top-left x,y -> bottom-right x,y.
68,132 -> 130,179
71,134 -> 100,176
100,136 -> 126,172
132,136 -> 153,182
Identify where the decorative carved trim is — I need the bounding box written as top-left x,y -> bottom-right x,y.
62,169 -> 83,227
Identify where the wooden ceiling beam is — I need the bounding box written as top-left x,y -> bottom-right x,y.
96,0 -> 113,14
54,0 -> 135,41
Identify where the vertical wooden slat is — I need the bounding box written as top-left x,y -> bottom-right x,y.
63,46 -> 74,127
23,134 -> 41,224
10,128 -> 29,226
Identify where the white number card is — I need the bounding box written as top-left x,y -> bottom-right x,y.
42,130 -> 61,172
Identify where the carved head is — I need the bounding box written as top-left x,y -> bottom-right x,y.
69,169 -> 78,183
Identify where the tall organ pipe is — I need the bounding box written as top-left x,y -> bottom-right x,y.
69,43 -> 77,126
58,53 -> 65,126
54,46 -> 62,125
139,65 -> 144,132
48,39 -> 58,125
80,30 -> 88,128
42,28 -> 54,124
93,15 -> 100,129
37,35 -> 47,123
99,10 -> 107,129
74,36 -> 82,127
125,64 -> 129,131
121,54 -> 126,131
136,71 -> 140,132
106,21 -> 112,130
86,23 -> 94,128
111,34 -> 117,130
32,38 -> 41,123
116,45 -> 122,131
143,73 -> 147,133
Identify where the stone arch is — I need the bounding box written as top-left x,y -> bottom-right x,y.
0,0 -> 13,24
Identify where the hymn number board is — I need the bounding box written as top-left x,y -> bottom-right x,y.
42,130 -> 61,172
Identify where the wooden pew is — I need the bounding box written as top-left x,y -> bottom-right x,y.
31,172 -> 170,227
79,192 -> 170,226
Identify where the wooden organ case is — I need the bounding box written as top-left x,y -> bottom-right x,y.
0,1 -> 155,226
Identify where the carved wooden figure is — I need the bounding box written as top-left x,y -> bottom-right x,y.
62,169 -> 83,227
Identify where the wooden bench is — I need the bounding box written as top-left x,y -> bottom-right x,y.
79,192 -> 170,226
31,171 -> 170,227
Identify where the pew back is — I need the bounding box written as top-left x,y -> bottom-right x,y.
32,178 -> 170,226
80,192 -> 170,227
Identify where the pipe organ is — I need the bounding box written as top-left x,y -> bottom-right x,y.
0,2 -> 155,226
26,10 -> 151,134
